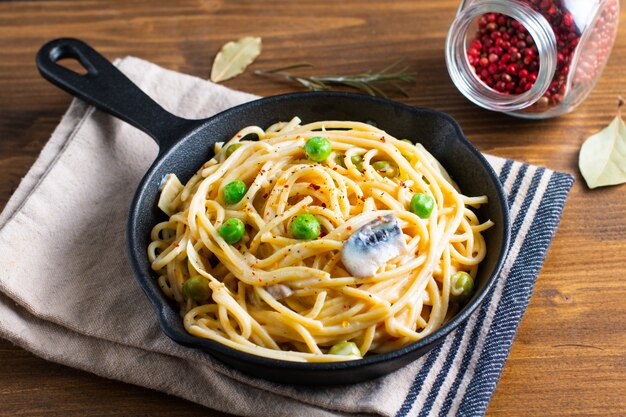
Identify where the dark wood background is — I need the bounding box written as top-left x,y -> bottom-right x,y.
1,1 -> 624,416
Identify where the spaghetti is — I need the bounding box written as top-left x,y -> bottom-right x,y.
147,118 -> 492,362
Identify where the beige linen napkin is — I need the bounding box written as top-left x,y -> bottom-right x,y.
0,57 -> 424,417
0,57 -> 573,417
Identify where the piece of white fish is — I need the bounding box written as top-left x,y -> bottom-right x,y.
265,284 -> 294,300
341,214 -> 407,278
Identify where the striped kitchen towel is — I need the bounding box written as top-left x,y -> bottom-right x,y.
0,57 -> 573,417
394,157 -> 574,417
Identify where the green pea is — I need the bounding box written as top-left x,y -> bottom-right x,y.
304,136 -> 332,162
219,218 -> 245,244
329,341 -> 361,356
290,214 -> 321,240
410,193 -> 435,219
334,153 -> 346,168
335,154 -> 365,171
350,155 -> 364,172
450,271 -> 474,303
225,143 -> 243,158
372,160 -> 399,178
223,180 -> 247,205
183,275 -> 211,302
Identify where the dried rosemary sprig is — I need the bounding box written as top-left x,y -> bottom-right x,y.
254,59 -> 415,98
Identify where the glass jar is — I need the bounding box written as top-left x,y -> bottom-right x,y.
446,0 -> 619,119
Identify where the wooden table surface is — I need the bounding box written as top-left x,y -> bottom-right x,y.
1,1 -> 625,416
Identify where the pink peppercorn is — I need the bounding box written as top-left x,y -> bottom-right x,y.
466,0 -> 582,104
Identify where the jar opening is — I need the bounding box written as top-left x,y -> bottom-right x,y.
466,13 -> 542,97
446,0 -> 558,112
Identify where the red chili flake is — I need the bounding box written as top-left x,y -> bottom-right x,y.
308,184 -> 321,191
321,203 -> 327,208
252,271 -> 256,276
173,243 -> 179,247
377,216 -> 382,220
380,136 -> 386,142
236,245 -> 241,250
258,278 -> 262,282
347,226 -> 352,231
261,169 -> 266,173
263,193 -> 269,199
237,134 -> 242,138
332,167 -> 338,171
400,182 -> 405,187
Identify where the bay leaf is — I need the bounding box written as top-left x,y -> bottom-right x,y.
579,101 -> 626,189
210,37 -> 262,83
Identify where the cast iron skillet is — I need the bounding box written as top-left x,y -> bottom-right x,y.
36,38 -> 510,385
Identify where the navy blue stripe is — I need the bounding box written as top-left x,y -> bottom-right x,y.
396,341 -> 447,417
498,159 -> 514,185
396,161 -> 529,417
458,172 -> 573,416
437,166 -> 545,416
506,164 -> 528,208
416,323 -> 468,417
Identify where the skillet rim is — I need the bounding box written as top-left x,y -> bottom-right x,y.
126,91 -> 511,372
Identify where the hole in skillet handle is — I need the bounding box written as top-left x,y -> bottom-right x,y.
47,43 -> 97,76
55,57 -> 89,75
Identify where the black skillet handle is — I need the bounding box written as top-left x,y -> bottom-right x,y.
36,38 -> 201,151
